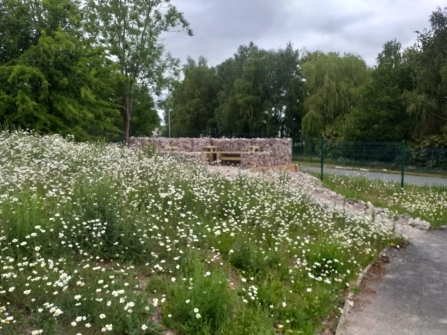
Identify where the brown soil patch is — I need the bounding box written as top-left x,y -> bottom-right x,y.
351,259 -> 388,313
367,261 -> 387,282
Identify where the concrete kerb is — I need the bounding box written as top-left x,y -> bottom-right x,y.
335,247 -> 391,335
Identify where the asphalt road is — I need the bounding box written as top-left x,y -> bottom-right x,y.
337,229 -> 447,335
300,166 -> 447,187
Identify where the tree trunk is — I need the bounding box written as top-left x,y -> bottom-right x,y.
123,95 -> 132,144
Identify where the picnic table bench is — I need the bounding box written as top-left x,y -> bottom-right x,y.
204,146 -> 218,161
247,146 -> 260,152
204,146 -> 261,164
217,151 -> 244,164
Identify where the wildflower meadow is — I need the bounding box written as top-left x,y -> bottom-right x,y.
0,131 -> 397,335
320,174 -> 447,229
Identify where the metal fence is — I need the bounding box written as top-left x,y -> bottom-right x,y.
293,137 -> 447,187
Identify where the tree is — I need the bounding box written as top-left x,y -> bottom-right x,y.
169,57 -> 220,135
302,110 -> 324,137
0,28 -> 121,140
0,0 -> 121,140
214,42 -> 304,137
269,43 -> 304,137
85,0 -> 192,143
214,57 -> 243,135
341,40 -> 414,141
0,0 -> 83,65
232,43 -> 272,135
130,84 -> 160,137
402,7 -> 447,145
300,51 -> 368,137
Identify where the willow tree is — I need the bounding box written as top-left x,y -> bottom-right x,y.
300,51 -> 368,136
85,0 -> 192,143
301,110 -> 324,137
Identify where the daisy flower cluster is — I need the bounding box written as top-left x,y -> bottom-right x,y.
322,174 -> 447,228
0,130 -> 395,334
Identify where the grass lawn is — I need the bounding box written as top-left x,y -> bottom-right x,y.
0,131 -> 396,335
317,174 -> 447,229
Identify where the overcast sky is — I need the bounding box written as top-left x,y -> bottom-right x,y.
161,0 -> 442,67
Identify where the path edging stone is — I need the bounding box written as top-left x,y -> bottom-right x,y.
335,247 -> 390,335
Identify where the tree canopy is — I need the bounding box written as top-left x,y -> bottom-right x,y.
0,0 -> 187,141
300,51 -> 368,137
85,0 -> 192,143
2,2 -> 447,148
162,6 -> 447,147
341,40 -> 414,142
402,7 -> 447,146
168,42 -> 305,138
0,0 -> 121,140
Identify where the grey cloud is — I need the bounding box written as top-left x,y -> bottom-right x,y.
162,0 -> 441,67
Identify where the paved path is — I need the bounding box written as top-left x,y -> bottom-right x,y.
337,229 -> 447,335
300,166 -> 447,187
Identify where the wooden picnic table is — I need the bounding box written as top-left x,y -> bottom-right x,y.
204,146 -> 218,161
247,145 -> 260,152
205,147 -> 262,164
204,146 -> 218,152
217,151 -> 244,162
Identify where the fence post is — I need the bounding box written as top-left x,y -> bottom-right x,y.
321,136 -> 325,181
261,131 -> 264,138
213,128 -> 217,138
401,140 -> 405,189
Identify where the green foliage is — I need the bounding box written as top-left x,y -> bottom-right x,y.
228,239 -> 266,275
3,1 -> 447,149
341,40 -> 415,141
165,257 -> 236,334
0,0 -> 82,65
0,28 -> 121,141
130,84 -> 160,137
300,51 -> 368,136
167,42 -> 304,137
169,57 -> 220,133
302,110 -> 324,137
86,0 -> 192,143
402,7 -> 447,144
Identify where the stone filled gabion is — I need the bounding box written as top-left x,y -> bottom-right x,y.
129,137 -> 292,168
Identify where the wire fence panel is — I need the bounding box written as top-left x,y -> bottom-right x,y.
293,137 -> 403,169
119,130 -> 447,187
294,137 -> 447,188
292,137 -> 322,163
405,147 -> 447,175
